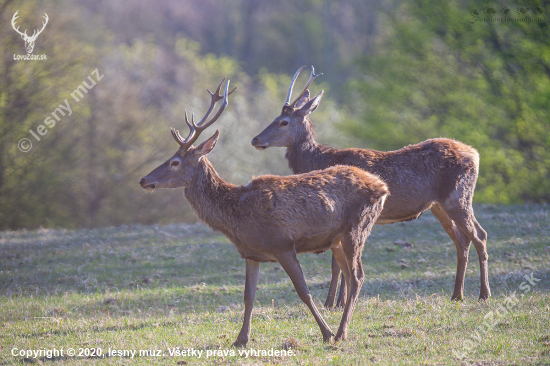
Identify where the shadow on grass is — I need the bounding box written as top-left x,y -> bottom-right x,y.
3,266 -> 549,326
2,204 -> 549,328
3,229 -> 549,296
6,318 -> 182,339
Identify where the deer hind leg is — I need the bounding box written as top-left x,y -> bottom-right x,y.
325,238 -> 347,309
324,253 -> 343,309
276,251 -> 334,342
331,243 -> 350,310
441,198 -> 490,301
334,232 -> 365,342
335,273 -> 346,308
431,203 -> 472,301
233,259 -> 260,347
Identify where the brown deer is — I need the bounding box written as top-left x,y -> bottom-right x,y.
251,66 -> 491,305
140,79 -> 389,345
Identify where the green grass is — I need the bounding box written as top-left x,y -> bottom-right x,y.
1,204 -> 549,365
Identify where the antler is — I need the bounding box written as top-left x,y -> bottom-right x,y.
285,65 -> 323,107
11,11 -> 27,37
30,13 -> 48,40
171,78 -> 236,150
11,11 -> 48,40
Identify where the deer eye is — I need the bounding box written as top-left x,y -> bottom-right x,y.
280,120 -> 289,126
170,160 -> 180,167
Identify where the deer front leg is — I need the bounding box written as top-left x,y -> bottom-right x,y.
277,251 -> 334,342
233,259 -> 260,347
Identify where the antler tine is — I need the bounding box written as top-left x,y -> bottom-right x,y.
171,127 -> 185,147
11,11 -> 19,28
289,65 -> 323,107
171,80 -> 232,150
11,11 -> 28,37
32,13 -> 48,39
175,128 -> 187,142
170,110 -> 196,148
285,65 -> 306,106
209,77 -> 237,98
196,79 -> 231,131
200,78 -> 237,127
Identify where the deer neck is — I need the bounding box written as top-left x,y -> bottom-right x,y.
285,123 -> 327,174
183,158 -> 238,233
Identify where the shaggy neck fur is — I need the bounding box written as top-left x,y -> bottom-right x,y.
285,118 -> 333,174
183,158 -> 239,235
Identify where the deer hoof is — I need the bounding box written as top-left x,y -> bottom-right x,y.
478,294 -> 490,302
334,332 -> 346,343
323,300 -> 335,309
451,291 -> 464,301
232,338 -> 248,348
322,331 -> 335,343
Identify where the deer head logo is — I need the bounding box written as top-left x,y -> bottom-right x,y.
11,11 -> 49,54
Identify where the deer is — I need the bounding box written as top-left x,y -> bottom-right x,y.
139,79 -> 389,345
11,11 -> 49,54
251,66 -> 491,306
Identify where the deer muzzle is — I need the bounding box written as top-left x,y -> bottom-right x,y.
139,177 -> 157,192
251,137 -> 267,150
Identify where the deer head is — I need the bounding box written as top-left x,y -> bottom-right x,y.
140,79 -> 235,191
251,66 -> 324,149
12,11 -> 49,54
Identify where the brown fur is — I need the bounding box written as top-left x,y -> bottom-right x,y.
252,88 -> 491,303
185,158 -> 387,262
141,125 -> 388,345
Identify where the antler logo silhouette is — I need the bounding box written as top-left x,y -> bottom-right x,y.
11,11 -> 49,54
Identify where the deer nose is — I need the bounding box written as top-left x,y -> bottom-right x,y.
251,137 -> 267,150
139,178 -> 146,186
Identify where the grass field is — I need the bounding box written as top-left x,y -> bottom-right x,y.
1,204 -> 549,365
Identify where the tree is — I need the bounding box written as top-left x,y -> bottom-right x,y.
350,0 -> 550,203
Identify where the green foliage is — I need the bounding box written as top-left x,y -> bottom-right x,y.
1,0 -> 373,230
350,0 -> 550,204
1,0 -> 549,229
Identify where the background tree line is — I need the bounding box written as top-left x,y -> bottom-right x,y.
0,0 -> 548,230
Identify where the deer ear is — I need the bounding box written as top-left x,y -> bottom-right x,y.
297,90 -> 324,117
294,89 -> 311,109
195,129 -> 219,157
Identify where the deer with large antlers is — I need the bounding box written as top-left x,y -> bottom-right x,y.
11,11 -> 49,54
252,66 -> 491,305
140,79 -> 389,344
